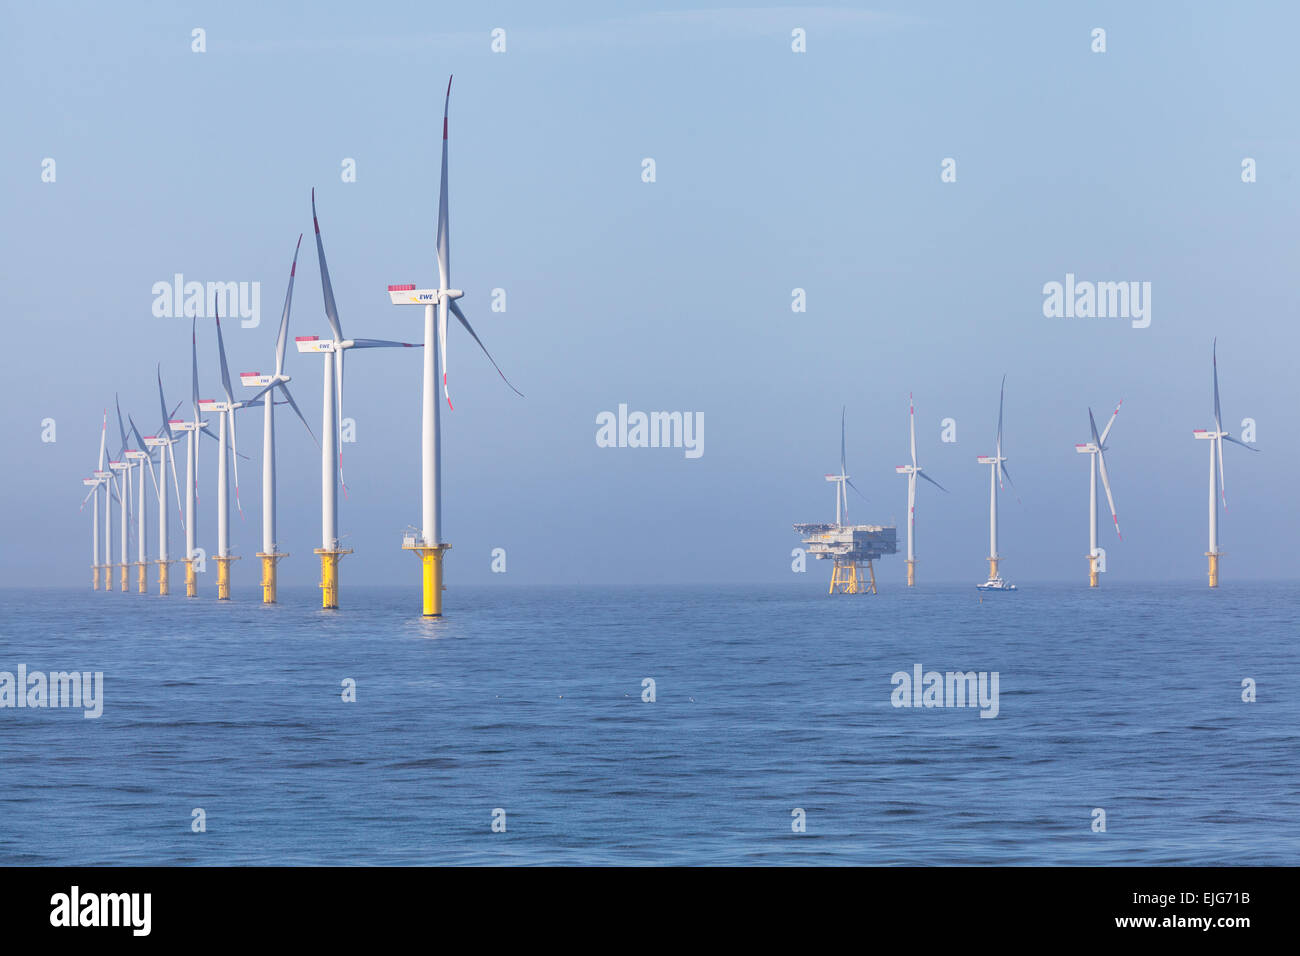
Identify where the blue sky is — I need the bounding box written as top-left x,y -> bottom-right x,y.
3,1 -> 1299,589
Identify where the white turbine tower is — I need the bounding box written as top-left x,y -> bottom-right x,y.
976,376 -> 1017,591
895,393 -> 947,587
1075,401 -> 1122,587
387,76 -> 522,617
1193,339 -> 1259,588
303,189 -> 420,609
241,236 -> 316,604
145,369 -> 186,594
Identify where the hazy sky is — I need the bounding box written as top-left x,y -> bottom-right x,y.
4,1 -> 1299,590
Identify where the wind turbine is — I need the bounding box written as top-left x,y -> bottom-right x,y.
241,235 -> 316,604
142,367 -> 185,595
976,376 -> 1017,591
303,188 -> 420,609
1193,339 -> 1259,587
823,406 -> 863,526
171,317 -> 211,597
895,393 -> 947,587
1075,401 -> 1122,587
80,409 -> 110,588
198,304 -> 257,600
386,76 -> 523,617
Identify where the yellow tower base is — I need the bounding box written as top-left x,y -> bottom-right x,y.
829,557 -> 876,595
988,557 -> 1000,581
1087,553 -> 1099,588
157,560 -> 172,596
257,552 -> 286,604
403,542 -> 451,617
119,565 -> 128,592
215,556 -> 237,600
315,548 -> 352,609
185,559 -> 197,598
103,565 -> 113,591
1207,551 -> 1220,589
93,565 -> 100,590
906,559 -> 916,588
136,562 -> 147,593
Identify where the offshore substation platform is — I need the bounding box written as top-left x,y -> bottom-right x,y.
793,522 -> 898,594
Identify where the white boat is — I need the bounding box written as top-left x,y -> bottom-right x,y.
976,577 -> 1017,591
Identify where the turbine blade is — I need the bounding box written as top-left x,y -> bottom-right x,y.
1212,338 -> 1222,431
1223,434 -> 1259,452
1098,398 -> 1122,445
1097,448 -> 1121,540
449,300 -> 524,398
278,382 -> 318,448
97,408 -> 107,470
918,470 -> 948,493
229,409 -> 242,519
845,477 -> 868,501
114,393 -> 129,459
841,405 -> 847,476
215,304 -> 235,403
275,234 -> 303,375
348,338 -> 422,349
440,303 -> 450,409
996,374 -> 1006,456
436,74 -> 452,291
1088,407 -> 1101,446
311,189 -> 345,342
908,394 -> 916,468
167,440 -> 184,526
1217,433 -> 1227,510
156,365 -> 173,442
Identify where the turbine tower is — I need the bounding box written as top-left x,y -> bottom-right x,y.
976,376 -> 1017,591
895,393 -> 947,587
303,189 -> 420,609
1074,401 -> 1122,587
1193,339 -> 1259,587
242,235 -> 315,604
386,76 -> 523,617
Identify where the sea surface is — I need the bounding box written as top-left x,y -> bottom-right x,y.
0,582 -> 1296,865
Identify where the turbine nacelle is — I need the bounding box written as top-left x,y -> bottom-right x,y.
124,450 -> 148,461
1075,442 -> 1100,454
975,456 -> 1001,465
296,336 -> 336,354
1193,429 -> 1224,440
387,284 -> 463,306
241,372 -> 280,388
197,399 -> 230,414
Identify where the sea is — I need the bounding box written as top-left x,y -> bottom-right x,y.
0,582 -> 1296,865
